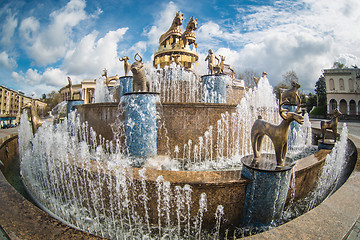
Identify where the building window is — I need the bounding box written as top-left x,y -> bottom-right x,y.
329,99 -> 337,114
349,78 -> 354,92
340,99 -> 347,115
350,100 -> 356,115
339,78 -> 345,90
329,78 -> 335,90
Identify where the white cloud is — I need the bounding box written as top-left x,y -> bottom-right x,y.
19,0 -> 94,66
143,1 -> 180,46
128,41 -> 148,56
0,51 -> 17,69
12,67 -> 67,88
63,28 -> 128,77
197,21 -> 222,40
11,71 -> 25,83
42,68 -> 68,87
19,16 -> 40,43
1,11 -> 18,46
194,0 -> 360,92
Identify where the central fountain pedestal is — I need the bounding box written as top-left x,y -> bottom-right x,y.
119,76 -> 133,98
123,92 -> 159,166
241,154 -> 294,228
201,75 -> 227,103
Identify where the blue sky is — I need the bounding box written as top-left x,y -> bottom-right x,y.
0,0 -> 359,97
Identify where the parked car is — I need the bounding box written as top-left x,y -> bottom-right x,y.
1,124 -> 16,129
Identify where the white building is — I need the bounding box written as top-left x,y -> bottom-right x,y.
323,68 -> 360,116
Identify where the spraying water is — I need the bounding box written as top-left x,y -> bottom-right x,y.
94,78 -> 113,103
18,68 -> 324,239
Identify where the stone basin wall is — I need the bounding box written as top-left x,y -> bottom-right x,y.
76,102 -> 241,158
76,102 -> 276,160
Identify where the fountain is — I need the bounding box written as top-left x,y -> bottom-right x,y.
2,10 -> 356,240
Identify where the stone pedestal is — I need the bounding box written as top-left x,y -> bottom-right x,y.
201,75 -> 227,103
119,76 -> 133,98
123,92 -> 159,166
241,154 -> 294,228
66,100 -> 84,115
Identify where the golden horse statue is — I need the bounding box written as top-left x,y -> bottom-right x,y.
251,100 -> 304,166
181,16 -> 197,47
159,11 -> 183,46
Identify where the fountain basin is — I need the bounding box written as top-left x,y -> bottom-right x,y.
0,128 -> 358,238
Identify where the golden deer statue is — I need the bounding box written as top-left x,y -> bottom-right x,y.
102,68 -> 119,86
320,109 -> 342,142
119,56 -> 131,76
213,55 -> 225,74
22,102 -> 46,134
251,100 -> 304,166
280,80 -> 301,107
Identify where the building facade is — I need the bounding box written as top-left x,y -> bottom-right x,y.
323,68 -> 360,116
59,79 -> 119,104
0,85 -> 47,126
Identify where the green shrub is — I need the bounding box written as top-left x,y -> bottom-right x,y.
309,106 -> 326,116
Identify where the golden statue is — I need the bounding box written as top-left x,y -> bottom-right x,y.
171,54 -> 182,66
253,72 -> 267,87
153,11 -> 199,69
213,55 -> 225,74
320,109 -> 342,142
67,76 -> 73,100
159,11 -> 183,46
280,80 -> 301,107
205,49 -> 219,75
22,101 -> 46,134
131,53 -> 152,92
251,100 -> 304,166
181,16 -> 197,47
102,68 -> 119,86
119,56 -> 131,76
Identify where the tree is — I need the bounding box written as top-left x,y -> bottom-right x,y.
332,61 -> 346,69
315,75 -> 327,107
305,93 -> 317,113
282,70 -> 299,85
306,75 -> 327,116
274,70 -> 300,99
315,75 -> 326,96
240,69 -> 258,88
43,91 -> 62,116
